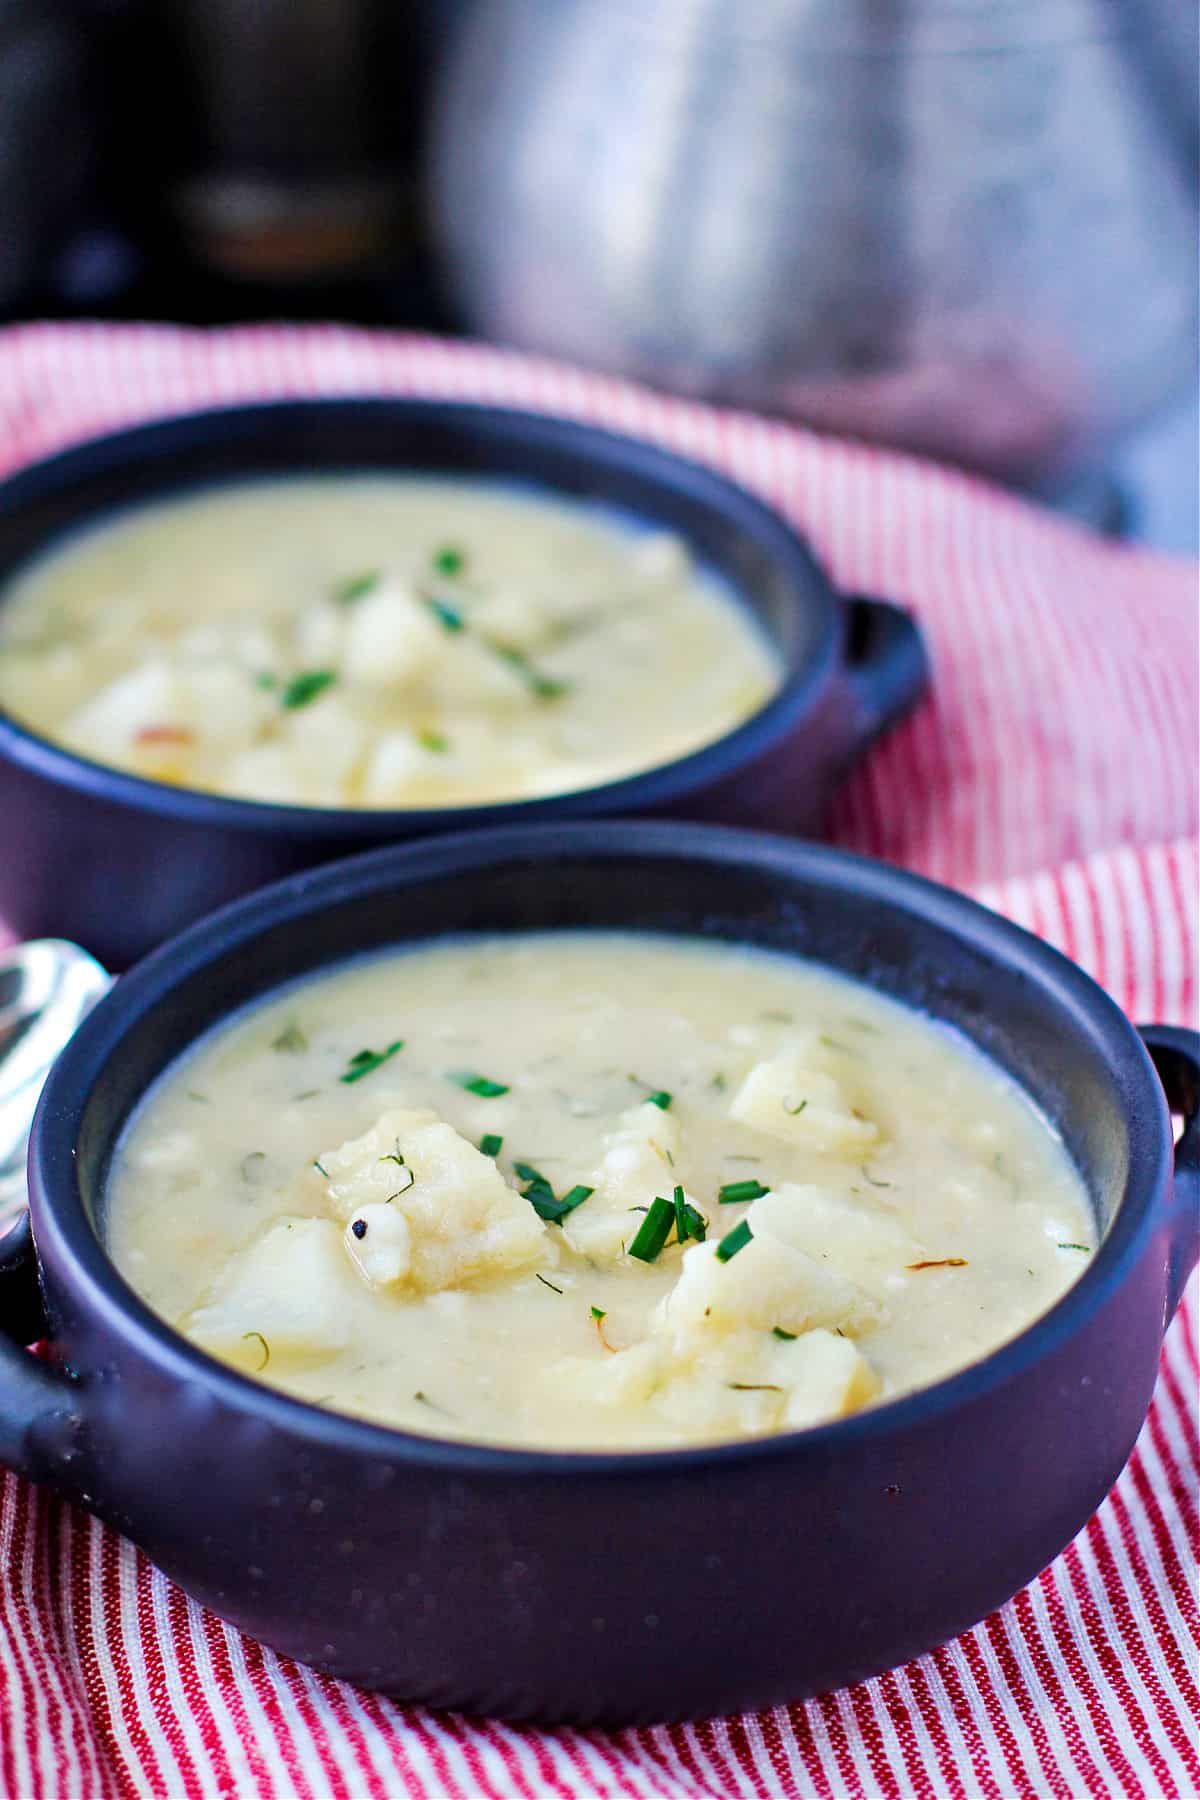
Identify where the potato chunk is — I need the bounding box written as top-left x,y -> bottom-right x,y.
318,1108 -> 545,1292
775,1328 -> 881,1429
340,582 -> 446,687
748,1184 -> 917,1290
729,1044 -> 878,1154
562,1100 -> 683,1261
185,1217 -> 358,1368
658,1232 -> 880,1343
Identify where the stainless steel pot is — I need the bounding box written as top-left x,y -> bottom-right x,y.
428,0 -> 1198,488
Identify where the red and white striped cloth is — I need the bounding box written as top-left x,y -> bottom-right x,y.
0,325 -> 1196,1800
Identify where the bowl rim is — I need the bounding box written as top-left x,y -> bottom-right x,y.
0,395 -> 842,830
27,820 -> 1172,1477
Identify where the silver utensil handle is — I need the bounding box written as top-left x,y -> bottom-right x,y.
0,940 -> 111,1224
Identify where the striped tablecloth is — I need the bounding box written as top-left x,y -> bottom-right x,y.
0,324 -> 1196,1800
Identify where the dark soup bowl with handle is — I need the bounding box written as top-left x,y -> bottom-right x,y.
1,822 -> 1195,1724
0,399 -> 926,969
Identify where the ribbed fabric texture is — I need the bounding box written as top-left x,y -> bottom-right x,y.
0,325 -> 1195,1800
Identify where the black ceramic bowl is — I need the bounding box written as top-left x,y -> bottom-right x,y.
0,399 -> 926,969
1,822 -> 1195,1724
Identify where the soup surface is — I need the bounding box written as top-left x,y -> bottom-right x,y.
107,933 -> 1095,1450
0,478 -> 778,807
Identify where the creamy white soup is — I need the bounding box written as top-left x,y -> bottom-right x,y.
107,933 -> 1095,1450
0,478 -> 778,807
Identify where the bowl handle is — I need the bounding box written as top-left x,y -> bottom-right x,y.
841,595 -> 929,753
1138,1024 -> 1200,1320
0,1211 -> 81,1484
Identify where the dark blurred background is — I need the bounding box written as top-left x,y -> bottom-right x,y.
2,0 -> 1196,546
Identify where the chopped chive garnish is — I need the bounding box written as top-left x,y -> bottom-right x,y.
417,727 -> 450,753
783,1097 -> 808,1116
332,570 -> 380,605
272,1022 -> 308,1053
339,1040 -> 404,1083
715,1219 -> 753,1263
448,1070 -> 509,1097
312,1158 -> 329,1178
513,1161 -> 593,1222
627,1195 -> 674,1263
672,1184 -> 707,1245
479,1133 -> 504,1158
728,1382 -> 781,1392
718,1178 -> 769,1205
489,641 -> 570,699
425,596 -> 466,633
646,1090 -> 673,1112
514,1161 -> 564,1220
242,1331 -> 270,1371
536,1272 -> 564,1294
280,668 -> 336,710
253,670 -> 277,690
590,1306 -> 607,1321
432,545 -> 465,576
1058,1242 -> 1090,1252
772,1326 -> 798,1341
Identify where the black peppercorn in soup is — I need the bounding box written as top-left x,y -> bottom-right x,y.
106,933 -> 1095,1450
0,477 -> 778,806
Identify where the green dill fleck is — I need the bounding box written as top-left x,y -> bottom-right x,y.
536,1273 -> 564,1294
819,1034 -> 856,1055
379,1145 -> 406,1167
432,545 -> 466,576
413,1389 -> 452,1415
646,1090 -> 673,1111
783,1097 -> 808,1116
860,1165 -> 893,1189
715,1219 -> 753,1263
312,1157 -> 330,1178
479,1133 -> 504,1158
718,1178 -> 770,1205
448,1069 -> 509,1098
1058,1242 -> 1091,1252
728,1382 -> 781,1392
761,1010 -> 794,1022
280,668 -> 336,710
253,670 -> 277,690
772,1326 -> 798,1341
242,1331 -> 270,1371
186,1090 -> 211,1104
340,1040 -> 405,1084
417,727 -> 450,753
711,1072 -> 728,1091
590,1306 -> 607,1321
332,570 -> 380,605
294,1088 -> 320,1102
627,1195 -> 675,1263
425,595 -> 466,633
272,1022 -> 308,1054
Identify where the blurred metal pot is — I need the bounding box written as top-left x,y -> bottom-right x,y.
428,0 -> 1198,488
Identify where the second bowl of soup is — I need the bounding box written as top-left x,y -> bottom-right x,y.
3,821 -> 1195,1720
0,398 -> 926,964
